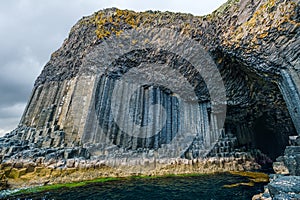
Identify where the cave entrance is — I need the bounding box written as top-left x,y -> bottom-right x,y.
216,50 -> 297,162
253,114 -> 286,160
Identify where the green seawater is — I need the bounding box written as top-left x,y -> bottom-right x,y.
6,173 -> 266,200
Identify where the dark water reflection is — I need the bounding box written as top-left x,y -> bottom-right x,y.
11,173 -> 265,200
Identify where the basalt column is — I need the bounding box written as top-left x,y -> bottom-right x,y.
1,0 -> 298,163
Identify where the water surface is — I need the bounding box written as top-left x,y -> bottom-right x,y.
10,173 -> 265,200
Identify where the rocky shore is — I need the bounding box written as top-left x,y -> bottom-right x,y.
253,136 -> 300,199
0,126 -> 267,190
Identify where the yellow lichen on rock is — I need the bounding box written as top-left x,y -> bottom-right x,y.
229,171 -> 269,182
81,8 -> 200,40
89,9 -> 142,40
223,0 -> 299,49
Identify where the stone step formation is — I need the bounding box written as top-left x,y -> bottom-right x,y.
0,0 -> 299,193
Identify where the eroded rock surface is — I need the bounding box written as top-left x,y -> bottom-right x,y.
0,0 -> 299,190
253,136 -> 300,200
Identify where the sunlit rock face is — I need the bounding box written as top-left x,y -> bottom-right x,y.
1,0 -> 299,166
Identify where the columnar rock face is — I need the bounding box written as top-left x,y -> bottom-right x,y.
0,0 -> 299,179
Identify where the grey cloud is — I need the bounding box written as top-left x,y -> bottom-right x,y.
0,117 -> 22,135
0,103 -> 26,118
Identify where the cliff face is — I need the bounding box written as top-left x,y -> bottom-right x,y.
0,0 -> 299,189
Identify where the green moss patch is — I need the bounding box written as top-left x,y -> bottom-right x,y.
10,173 -> 210,197
12,177 -> 120,196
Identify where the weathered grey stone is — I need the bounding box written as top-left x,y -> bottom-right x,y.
273,161 -> 289,175
268,176 -> 300,198
289,136 -> 300,146
66,159 -> 75,168
282,146 -> 300,176
273,193 -> 300,200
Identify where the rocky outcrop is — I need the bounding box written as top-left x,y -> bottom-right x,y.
253,136 -> 300,199
0,0 -> 299,190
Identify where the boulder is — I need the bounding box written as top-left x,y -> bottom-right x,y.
268,176 -> 300,198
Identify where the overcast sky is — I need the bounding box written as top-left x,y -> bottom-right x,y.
0,0 -> 227,136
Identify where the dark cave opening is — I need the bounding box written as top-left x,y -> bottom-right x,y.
215,50 -> 297,162
253,114 -> 285,160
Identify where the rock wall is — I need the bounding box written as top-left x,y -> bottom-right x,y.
0,0 -> 299,187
